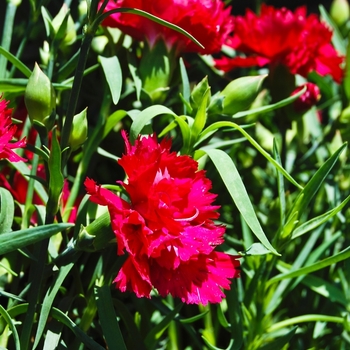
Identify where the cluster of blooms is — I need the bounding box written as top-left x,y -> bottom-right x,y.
215,5 -> 344,83
101,0 -> 233,55
0,97 -> 26,162
85,131 -> 240,305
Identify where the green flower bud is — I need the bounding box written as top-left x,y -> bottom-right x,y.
24,63 -> 56,128
190,76 -> 211,113
330,0 -> 350,27
68,108 -> 88,150
219,75 -> 267,116
52,4 -> 76,46
139,40 -> 176,103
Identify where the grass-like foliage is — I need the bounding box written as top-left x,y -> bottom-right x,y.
0,0 -> 349,349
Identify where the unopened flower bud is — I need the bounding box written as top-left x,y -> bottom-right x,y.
330,0 -> 350,27
24,63 -> 56,128
52,4 -> 76,46
291,83 -> 321,113
219,75 -> 266,115
68,108 -> 88,150
190,76 -> 210,111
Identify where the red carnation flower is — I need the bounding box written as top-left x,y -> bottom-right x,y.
0,96 -> 26,162
215,5 -> 344,83
85,131 -> 240,305
291,82 -> 321,113
100,0 -> 233,55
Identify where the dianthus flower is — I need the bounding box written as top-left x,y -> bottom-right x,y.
100,0 -> 233,55
85,131 -> 240,305
0,97 -> 26,162
215,5 -> 344,83
291,82 -> 321,113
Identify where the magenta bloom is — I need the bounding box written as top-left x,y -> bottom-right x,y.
291,82 -> 321,113
85,131 -> 240,305
0,97 -> 26,162
100,0 -> 234,55
215,5 -> 344,83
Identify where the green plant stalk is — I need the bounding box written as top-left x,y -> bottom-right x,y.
0,0 -> 19,79
60,28 -> 95,164
22,135 -> 40,229
19,239 -> 50,350
62,140 -> 96,222
200,304 -> 216,347
267,314 -> 344,333
62,94 -> 110,222
166,296 -> 180,350
8,0 -> 41,78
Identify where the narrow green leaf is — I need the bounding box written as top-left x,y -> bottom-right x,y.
130,105 -> 176,142
226,281 -> 243,350
267,246 -> 350,286
11,160 -> 48,203
99,8 -> 204,50
0,304 -> 20,350
260,327 -> 297,350
267,314 -> 343,333
217,304 -> 230,329
301,274 -> 347,307
144,303 -> 183,349
179,57 -> 190,115
103,110 -> 127,139
174,115 -> 191,153
319,5 -> 346,55
199,121 -> 303,190
33,263 -> 74,349
244,243 -> 272,256
231,85 -> 306,119
202,337 -> 233,350
47,128 -> 64,217
266,227 -> 325,314
0,46 -> 31,77
95,285 -> 127,350
292,194 -> 350,239
0,223 -> 73,255
179,310 -> 209,324
284,143 -> 347,237
99,55 -> 122,105
50,307 -> 105,350
191,88 -> 210,145
273,139 -> 286,226
0,187 -> 14,234
127,54 -> 142,101
206,149 -> 279,255
112,299 -> 146,350
41,6 -> 54,38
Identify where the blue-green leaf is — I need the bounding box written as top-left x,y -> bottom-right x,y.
0,187 -> 14,234
95,285 -> 127,350
0,223 -> 73,255
99,55 -> 122,105
206,149 -> 279,255
130,105 -> 176,142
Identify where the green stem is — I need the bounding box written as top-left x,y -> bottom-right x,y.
60,29 -> 94,164
22,135 -> 41,229
0,0 -> 19,79
19,238 -> 50,350
267,314 -> 344,333
166,296 -> 179,350
62,86 -> 111,222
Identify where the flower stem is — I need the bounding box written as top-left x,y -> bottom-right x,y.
60,28 -> 94,167
0,0 -> 19,79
